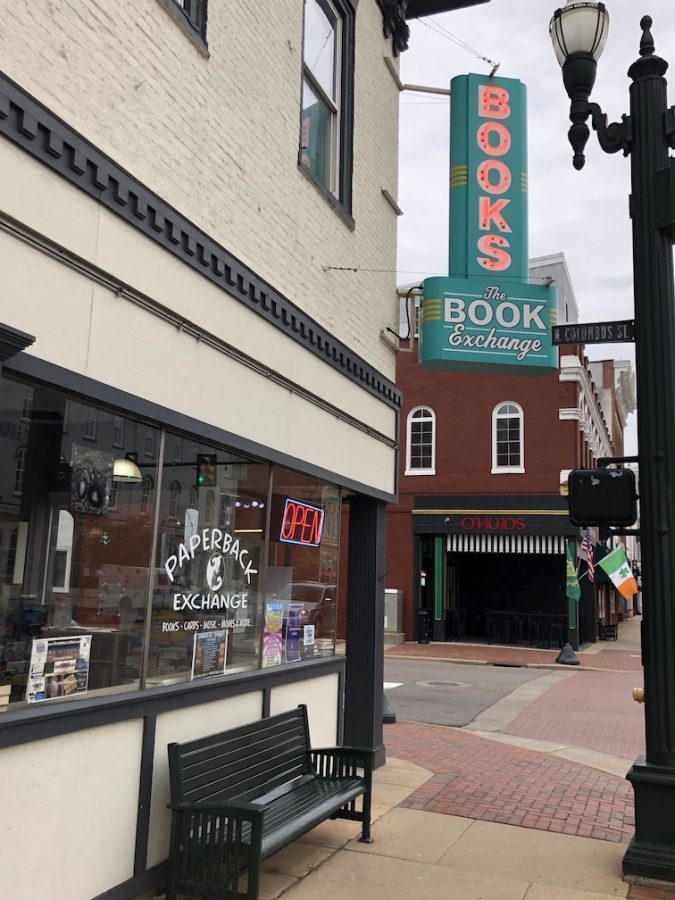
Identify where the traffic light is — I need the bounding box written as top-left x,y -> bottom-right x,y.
568,468 -> 638,527
196,453 -> 217,488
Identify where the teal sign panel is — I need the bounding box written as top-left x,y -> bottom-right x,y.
448,74 -> 528,280
419,275 -> 558,375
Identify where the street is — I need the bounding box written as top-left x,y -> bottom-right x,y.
384,657 -> 560,727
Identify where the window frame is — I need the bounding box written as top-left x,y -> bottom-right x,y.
405,405 -> 436,476
492,401 -> 525,474
156,0 -> 209,54
299,0 -> 355,221
83,405 -> 98,441
13,445 -> 27,496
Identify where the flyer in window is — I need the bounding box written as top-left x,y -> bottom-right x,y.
70,445 -> 113,516
285,603 -> 303,663
191,629 -> 228,680
262,601 -> 285,668
26,635 -> 91,703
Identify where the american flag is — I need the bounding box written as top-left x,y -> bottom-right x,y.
581,528 -> 595,582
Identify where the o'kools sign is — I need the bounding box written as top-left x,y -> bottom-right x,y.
419,73 -> 557,375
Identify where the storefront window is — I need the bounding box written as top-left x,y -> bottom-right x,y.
147,438 -> 269,685
0,376 -> 158,707
262,470 -> 340,667
0,376 -> 341,711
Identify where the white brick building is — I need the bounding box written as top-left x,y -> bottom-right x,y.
0,1 -> 488,897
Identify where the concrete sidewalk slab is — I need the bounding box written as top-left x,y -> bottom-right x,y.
437,819 -> 627,895
346,807 -> 471,864
281,848 -> 533,900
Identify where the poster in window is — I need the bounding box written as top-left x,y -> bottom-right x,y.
191,629 -> 228,680
285,603 -> 303,663
262,601 -> 285,668
71,445 -> 113,516
26,635 -> 91,703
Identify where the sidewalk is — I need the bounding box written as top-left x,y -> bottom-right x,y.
251,746 -> 675,900
159,618 -> 668,900
244,617 -> 670,900
384,615 -> 643,673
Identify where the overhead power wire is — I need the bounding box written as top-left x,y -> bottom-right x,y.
418,16 -> 499,73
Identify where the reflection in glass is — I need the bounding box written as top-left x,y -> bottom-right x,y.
303,0 -> 336,100
264,470 -> 340,667
300,80 -> 333,190
0,376 -> 158,707
147,440 -> 269,685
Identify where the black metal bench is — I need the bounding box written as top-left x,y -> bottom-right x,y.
166,704 -> 373,900
599,621 -> 619,641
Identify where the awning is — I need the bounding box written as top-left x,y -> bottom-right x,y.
447,534 -> 567,555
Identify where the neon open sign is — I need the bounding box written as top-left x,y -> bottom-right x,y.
280,499 -> 324,547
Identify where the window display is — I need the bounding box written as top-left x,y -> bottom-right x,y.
264,470 -> 340,665
0,377 -> 158,706
146,437 -> 268,685
0,376 -> 341,709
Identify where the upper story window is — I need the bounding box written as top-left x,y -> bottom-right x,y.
169,481 -> 181,519
14,446 -> 27,496
144,429 -> 156,458
140,476 -> 154,515
492,402 -> 524,474
112,416 -> 125,449
21,387 -> 33,422
405,406 -> 436,475
299,0 -> 354,214
83,405 -> 97,441
159,0 -> 208,51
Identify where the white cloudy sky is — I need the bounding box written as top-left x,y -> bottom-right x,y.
396,1 -> 675,455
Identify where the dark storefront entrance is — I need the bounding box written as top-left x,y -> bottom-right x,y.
412,495 -> 593,648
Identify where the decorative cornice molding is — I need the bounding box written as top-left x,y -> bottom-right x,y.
376,0 -> 410,56
559,358 -> 612,458
0,72 -> 401,411
0,322 -> 35,362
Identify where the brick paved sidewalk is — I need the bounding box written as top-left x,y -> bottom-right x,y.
385,639 -> 643,671
503,669 -> 645,760
385,721 -> 635,843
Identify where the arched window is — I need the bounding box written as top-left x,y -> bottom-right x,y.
14,446 -> 27,496
169,481 -> 181,519
405,406 -> 436,475
492,402 -> 524,473
140,476 -> 154,515
204,490 -> 215,526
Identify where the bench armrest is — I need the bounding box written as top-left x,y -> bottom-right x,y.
168,799 -> 264,819
310,747 -> 374,782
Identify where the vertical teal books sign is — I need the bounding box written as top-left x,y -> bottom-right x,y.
419,74 -> 558,375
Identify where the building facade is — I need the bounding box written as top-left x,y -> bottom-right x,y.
0,2 -> 492,897
387,254 -> 636,648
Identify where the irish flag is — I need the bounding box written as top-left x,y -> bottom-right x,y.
597,547 -> 638,599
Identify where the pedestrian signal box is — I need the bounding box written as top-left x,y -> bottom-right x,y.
196,453 -> 217,488
568,468 -> 638,527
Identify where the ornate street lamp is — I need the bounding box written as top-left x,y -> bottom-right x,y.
550,2 -> 675,884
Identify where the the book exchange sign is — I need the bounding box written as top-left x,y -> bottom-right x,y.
419,74 -> 557,375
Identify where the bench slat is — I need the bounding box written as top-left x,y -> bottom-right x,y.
171,711 -> 311,804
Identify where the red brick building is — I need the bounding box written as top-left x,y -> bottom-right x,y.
384,254 -> 636,649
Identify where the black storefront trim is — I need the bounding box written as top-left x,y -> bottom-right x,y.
134,715 -> 157,878
4,353 -> 398,503
93,862 -> 167,900
0,655 -> 345,749
0,72 -> 401,412
0,322 -> 35,362
412,494 -> 577,537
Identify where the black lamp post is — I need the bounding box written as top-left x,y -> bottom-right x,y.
550,2 -> 675,884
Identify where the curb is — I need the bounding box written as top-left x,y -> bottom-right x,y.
384,653 -> 635,673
